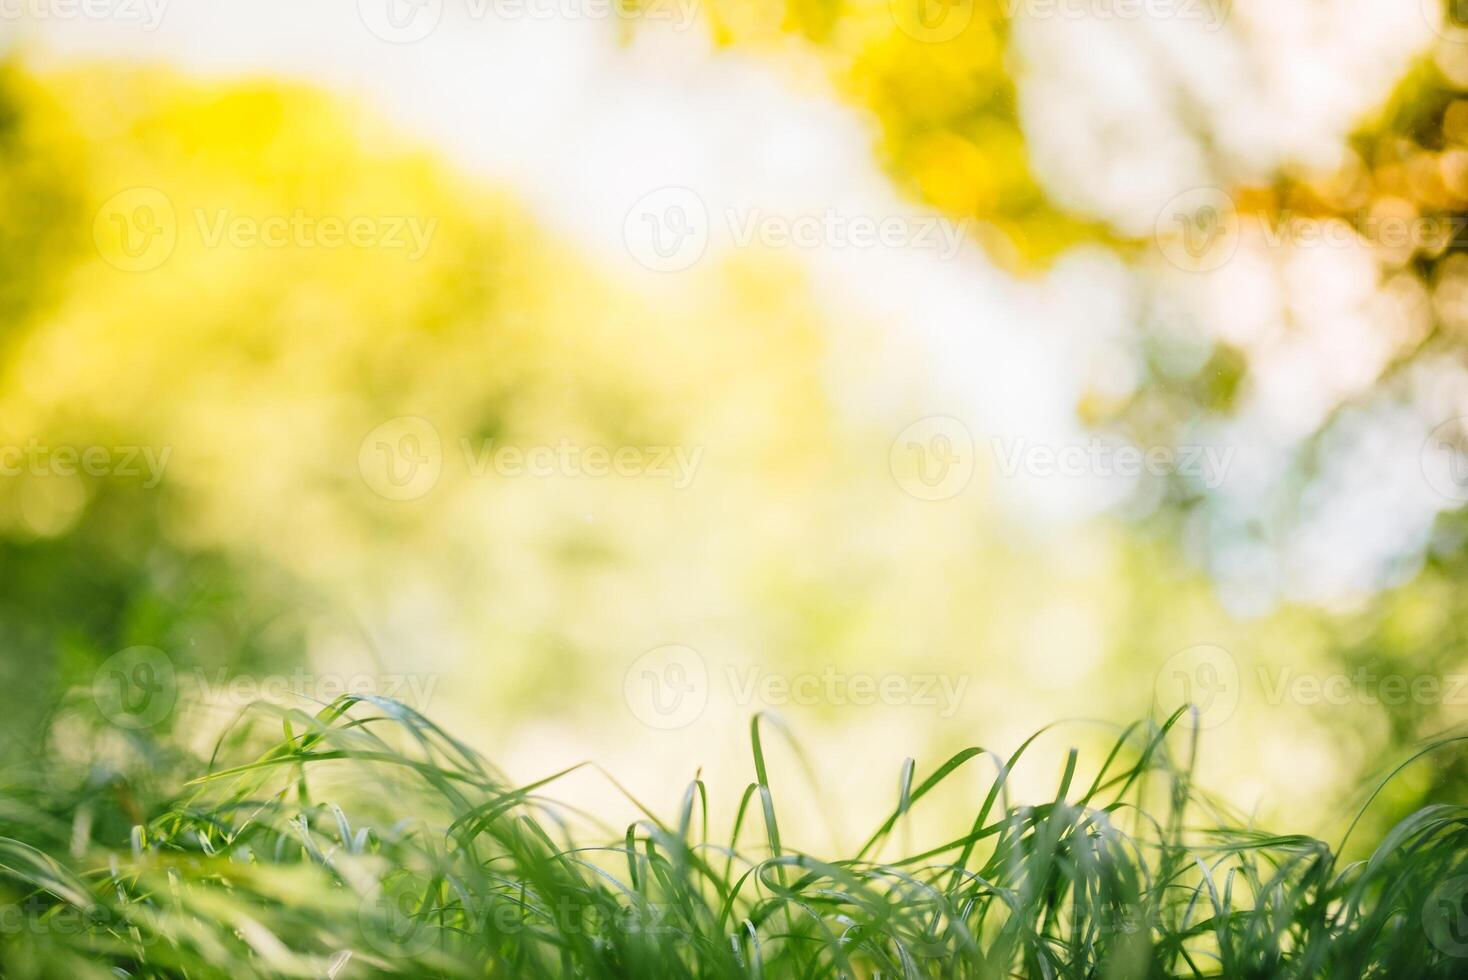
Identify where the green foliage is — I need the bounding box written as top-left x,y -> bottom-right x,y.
2,699 -> 1466,978
0,485 -> 308,767
0,61 -> 86,341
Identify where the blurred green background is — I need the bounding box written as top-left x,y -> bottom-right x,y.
3,1 -> 1468,849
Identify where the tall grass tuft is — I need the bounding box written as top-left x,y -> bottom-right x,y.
1,696 -> 1466,977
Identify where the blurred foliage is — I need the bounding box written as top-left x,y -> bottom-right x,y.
0,55 -> 891,756
701,0 -> 1104,266
0,62 -> 84,339
0,487 -> 305,761
0,8 -> 1466,849
708,0 -> 1468,832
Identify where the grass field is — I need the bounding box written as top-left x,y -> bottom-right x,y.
1,696 -> 1466,978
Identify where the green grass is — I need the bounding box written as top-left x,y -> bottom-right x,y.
1,696 -> 1467,978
